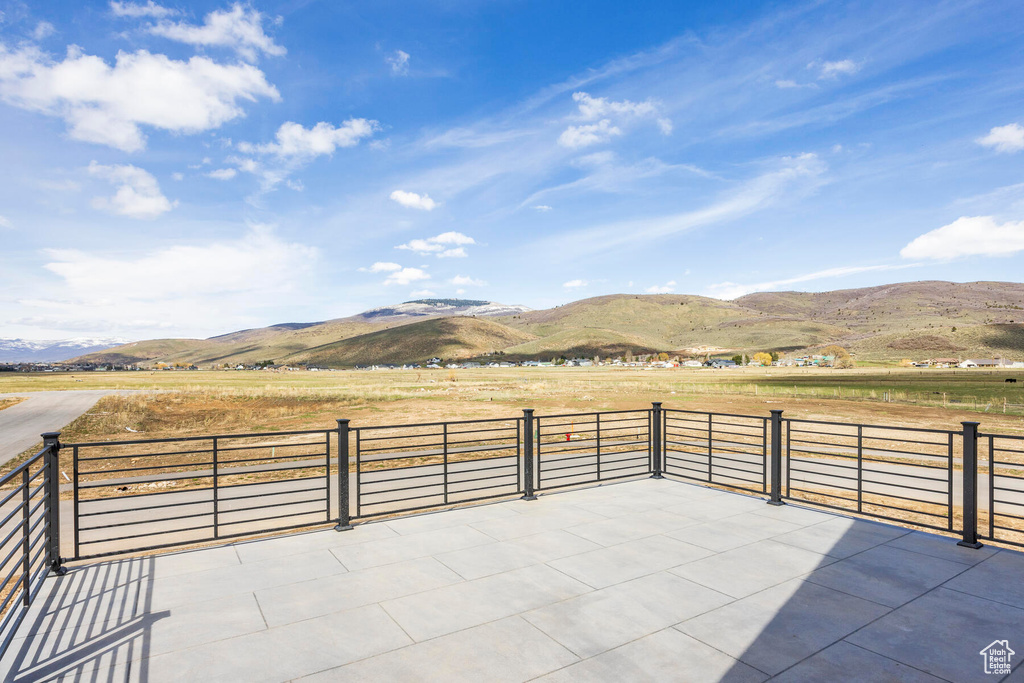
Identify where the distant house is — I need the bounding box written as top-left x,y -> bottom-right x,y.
682,360 -> 703,368
959,359 -> 1000,368
705,359 -> 737,368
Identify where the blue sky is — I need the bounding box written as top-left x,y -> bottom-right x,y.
1,0 -> 1023,341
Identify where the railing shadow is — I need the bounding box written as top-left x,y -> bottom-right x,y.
1,556 -> 166,682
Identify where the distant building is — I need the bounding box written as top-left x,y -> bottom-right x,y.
959,359 -> 1001,368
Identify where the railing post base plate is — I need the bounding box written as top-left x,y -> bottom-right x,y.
650,473 -> 664,479
334,523 -> 354,532
50,563 -> 68,576
521,494 -> 537,501
956,540 -> 983,549
766,500 -> 785,506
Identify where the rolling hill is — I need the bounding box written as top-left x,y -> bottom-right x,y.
68,282 -> 1024,367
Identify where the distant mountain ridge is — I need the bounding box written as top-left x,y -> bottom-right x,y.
67,282 -> 1024,367
351,298 -> 532,321
0,338 -> 131,363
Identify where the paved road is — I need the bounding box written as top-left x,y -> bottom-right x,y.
0,391 -> 137,466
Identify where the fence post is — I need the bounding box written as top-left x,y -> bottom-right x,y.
522,409 -> 537,500
650,402 -> 663,478
958,421 -> 983,548
767,410 -> 785,506
41,432 -> 66,576
335,420 -> 353,531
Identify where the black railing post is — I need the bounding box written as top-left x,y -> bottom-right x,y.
651,402 -> 663,478
958,421 -> 983,548
41,432 -> 66,576
767,410 -> 785,506
335,419 -> 353,531
522,409 -> 537,500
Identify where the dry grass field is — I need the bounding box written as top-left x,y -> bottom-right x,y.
3,366 -> 1024,449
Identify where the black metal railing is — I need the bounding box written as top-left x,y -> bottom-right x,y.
8,399 -> 1024,663
0,434 -> 64,661
980,431 -> 1024,548
69,428 -> 336,560
352,417 -> 522,519
783,418 -> 956,533
663,408 -> 768,494
534,409 -> 651,491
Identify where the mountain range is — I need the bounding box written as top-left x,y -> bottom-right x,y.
0,338 -> 131,363
58,283 -> 1024,367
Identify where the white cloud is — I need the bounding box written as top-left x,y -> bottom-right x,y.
359,261 -> 402,273
247,120 -> 379,158
33,225 -> 318,335
410,289 -> 436,297
171,172 -> 184,181
390,190 -> 439,211
386,49 -> 409,75
206,168 -> 237,180
148,3 -> 285,63
44,224 -> 316,298
0,44 -> 280,152
88,161 -> 176,219
0,215 -> 11,229
573,91 -> 657,120
384,267 -> 430,286
450,275 -> 486,287
32,21 -> 55,41
977,123 -> 1024,154
563,279 -> 587,288
109,1 -> 176,19
533,205 -> 553,212
396,231 -> 475,256
645,281 -> 676,294
775,79 -> 799,89
558,119 -> 621,149
558,91 -> 670,147
814,59 -> 860,78
900,216 -> 1024,260
707,264 -> 917,300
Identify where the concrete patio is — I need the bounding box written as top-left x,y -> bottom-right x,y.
3,477 -> 1022,682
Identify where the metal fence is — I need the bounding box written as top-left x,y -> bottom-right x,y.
783,418 -> 956,533
533,409 -> 651,491
980,432 -> 1024,548
663,408 -> 768,494
9,400 -> 1024,662
70,428 -> 336,560
352,417 -> 522,519
0,434 -> 64,662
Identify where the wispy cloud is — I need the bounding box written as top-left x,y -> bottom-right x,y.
563,279 -> 587,288
386,49 -> 409,75
109,1 -> 176,19
536,153 -> 827,258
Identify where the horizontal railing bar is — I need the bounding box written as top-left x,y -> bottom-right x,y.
68,428 -> 334,448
